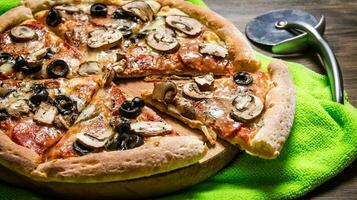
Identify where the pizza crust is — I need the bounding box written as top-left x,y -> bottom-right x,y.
0,132 -> 41,176
246,61 -> 296,159
0,6 -> 33,33
32,136 -> 207,183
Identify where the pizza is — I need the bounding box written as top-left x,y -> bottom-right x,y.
142,61 -> 295,158
0,0 -> 295,198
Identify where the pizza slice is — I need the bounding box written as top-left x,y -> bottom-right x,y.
0,75 -> 101,174
28,0 -> 260,79
38,83 -> 207,182
142,61 -> 295,159
0,14 -> 85,80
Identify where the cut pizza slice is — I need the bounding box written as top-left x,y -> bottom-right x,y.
0,75 -> 102,175
0,10 -> 86,80
36,83 -> 207,182
28,0 -> 259,78
141,61 -> 296,159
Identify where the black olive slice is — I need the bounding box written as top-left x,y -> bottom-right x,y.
47,59 -> 69,78
119,100 -> 141,119
13,56 -> 27,71
132,97 -> 145,108
73,140 -> 93,155
118,133 -> 144,150
30,89 -> 49,106
31,83 -> 47,92
0,109 -> 9,121
13,56 -> 42,74
234,71 -> 253,86
90,3 -> 108,17
55,95 -> 77,115
0,53 -> 13,63
46,8 -> 62,27
116,121 -> 131,134
21,62 -> 42,75
118,26 -> 133,38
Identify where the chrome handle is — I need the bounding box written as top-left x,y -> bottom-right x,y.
274,20 -> 344,104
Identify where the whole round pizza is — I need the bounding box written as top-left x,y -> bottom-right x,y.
0,0 -> 296,198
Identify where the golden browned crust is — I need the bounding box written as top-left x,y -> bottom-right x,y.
156,0 -> 260,72
0,6 -> 33,33
32,136 -> 207,182
246,61 -> 296,159
0,132 -> 41,176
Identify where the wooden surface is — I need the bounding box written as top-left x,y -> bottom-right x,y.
204,0 -> 357,199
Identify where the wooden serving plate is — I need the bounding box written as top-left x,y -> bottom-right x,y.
0,80 -> 239,199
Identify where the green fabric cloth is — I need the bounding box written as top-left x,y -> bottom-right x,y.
0,0 -> 357,199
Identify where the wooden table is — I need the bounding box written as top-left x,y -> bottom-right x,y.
204,0 -> 357,199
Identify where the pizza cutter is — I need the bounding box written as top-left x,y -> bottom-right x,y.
245,9 -> 344,104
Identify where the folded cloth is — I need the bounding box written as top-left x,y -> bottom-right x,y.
0,1 -> 356,199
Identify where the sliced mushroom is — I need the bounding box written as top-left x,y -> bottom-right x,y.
87,29 -> 123,49
10,26 -> 36,42
55,5 -> 81,13
172,97 -> 196,119
122,1 -> 154,22
166,15 -> 202,36
200,125 -> 217,145
194,74 -> 215,91
183,82 -> 213,100
131,121 -> 172,136
152,81 -> 177,103
0,87 -> 14,98
199,42 -> 228,58
109,59 -> 126,74
76,128 -> 113,148
7,99 -> 30,118
75,104 -> 98,124
78,61 -> 102,76
54,114 -> 74,129
145,0 -> 161,13
34,102 -> 58,125
27,48 -> 48,63
146,30 -> 179,52
230,94 -> 263,122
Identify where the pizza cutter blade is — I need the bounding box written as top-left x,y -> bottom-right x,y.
245,9 -> 344,104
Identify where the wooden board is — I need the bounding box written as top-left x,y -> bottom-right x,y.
0,80 -> 239,199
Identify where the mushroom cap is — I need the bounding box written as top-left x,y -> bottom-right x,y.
78,61 -> 102,76
10,25 -> 36,42
183,82 -> 213,100
146,30 -> 179,52
131,121 -> 172,136
230,94 -> 263,122
122,1 -> 154,22
166,15 -> 202,36
193,74 -> 215,91
152,81 -> 177,103
87,29 -> 123,49
199,42 -> 228,58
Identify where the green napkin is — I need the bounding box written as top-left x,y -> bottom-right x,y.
1,1 -> 357,199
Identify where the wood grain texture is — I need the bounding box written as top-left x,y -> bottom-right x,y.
204,0 -> 357,199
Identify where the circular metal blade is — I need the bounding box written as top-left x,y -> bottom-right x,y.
245,9 -> 318,46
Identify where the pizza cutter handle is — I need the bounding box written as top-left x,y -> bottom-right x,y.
272,16 -> 325,54
280,21 -> 344,104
